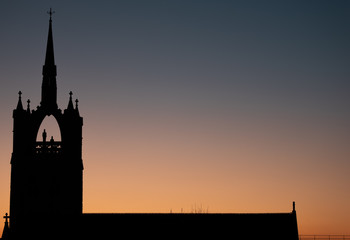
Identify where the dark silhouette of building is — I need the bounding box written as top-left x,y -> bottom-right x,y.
5,9 -> 83,239
1,10 -> 299,240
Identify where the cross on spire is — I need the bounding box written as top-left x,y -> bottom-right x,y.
3,213 -> 9,223
47,8 -> 55,21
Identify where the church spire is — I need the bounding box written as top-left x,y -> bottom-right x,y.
44,8 -> 55,67
41,8 -> 57,111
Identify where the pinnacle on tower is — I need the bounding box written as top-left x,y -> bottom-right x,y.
26,99 -> 31,113
67,91 -> 74,110
16,91 -> 23,110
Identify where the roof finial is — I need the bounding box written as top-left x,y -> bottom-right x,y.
47,8 -> 55,21
3,213 -> 9,223
292,201 -> 296,213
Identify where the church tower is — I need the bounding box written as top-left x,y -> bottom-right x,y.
9,9 -> 83,238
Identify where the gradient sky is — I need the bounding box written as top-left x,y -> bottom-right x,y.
0,0 -> 349,235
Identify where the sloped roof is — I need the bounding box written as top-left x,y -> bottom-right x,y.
77,212 -> 299,239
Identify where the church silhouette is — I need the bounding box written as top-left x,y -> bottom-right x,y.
1,10 -> 299,240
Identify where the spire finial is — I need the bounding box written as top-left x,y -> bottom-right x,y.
47,8 -> 55,21
18,91 -> 22,98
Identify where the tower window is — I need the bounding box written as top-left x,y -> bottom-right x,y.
36,115 -> 61,142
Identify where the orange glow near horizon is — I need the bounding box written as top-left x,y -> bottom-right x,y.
0,104 -> 349,235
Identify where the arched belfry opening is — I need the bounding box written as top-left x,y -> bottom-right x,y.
35,115 -> 62,156
36,115 -> 61,142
